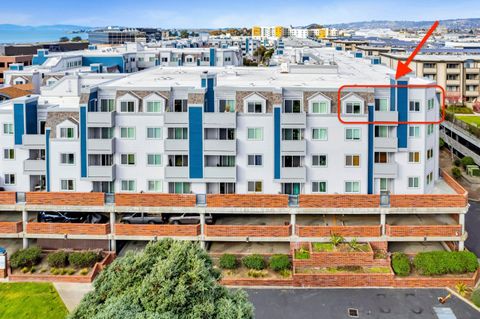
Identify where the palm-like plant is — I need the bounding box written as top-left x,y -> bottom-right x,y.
455,282 -> 471,297
329,233 -> 344,247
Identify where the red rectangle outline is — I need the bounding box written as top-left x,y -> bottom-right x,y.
337,84 -> 445,125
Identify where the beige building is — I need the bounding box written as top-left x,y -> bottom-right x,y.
380,53 -> 480,106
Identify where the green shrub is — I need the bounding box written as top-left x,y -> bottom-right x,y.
279,269 -> 292,278
447,106 -> 474,114
472,288 -> 480,307
242,254 -> 266,270
21,267 -> 30,274
219,254 -> 237,269
30,266 -> 36,273
10,247 -> 42,269
79,268 -> 89,276
451,167 -> 462,179
47,250 -> 69,268
295,248 -> 310,260
454,159 -> 462,167
246,269 -> 268,278
68,251 -> 101,268
473,168 -> 480,177
461,156 -> 475,168
413,251 -> 478,276
269,254 -> 291,272
439,138 -> 445,149
59,268 -> 67,275
329,233 -> 344,246
392,252 -> 411,276
67,268 -> 76,275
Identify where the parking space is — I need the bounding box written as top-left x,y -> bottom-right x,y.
389,242 -> 446,254
214,214 -> 289,226
0,211 -> 22,222
208,241 -> 291,255
387,214 -> 457,226
297,214 -> 380,226
117,240 -> 148,257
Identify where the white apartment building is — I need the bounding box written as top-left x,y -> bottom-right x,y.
0,48 -> 441,197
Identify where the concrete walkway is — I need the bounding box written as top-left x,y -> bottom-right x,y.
53,282 -> 93,312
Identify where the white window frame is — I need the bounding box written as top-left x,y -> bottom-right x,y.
3,123 -> 14,135
312,154 -> 328,167
312,181 -> 327,193
120,153 -> 136,166
60,179 -> 75,191
345,128 -> 361,141
146,127 -> 162,139
120,127 -> 136,139
312,128 -> 328,141
121,179 -> 136,192
345,181 -> 360,193
60,153 -> 75,165
3,148 -> 15,160
59,127 -> 76,139
345,154 -> 361,167
247,180 -> 263,193
408,151 -> 421,164
4,173 -> 15,185
409,100 -> 421,112
147,180 -> 163,192
247,154 -> 263,167
408,126 -> 420,138
247,127 -> 263,141
147,154 -> 162,166
408,176 -> 420,188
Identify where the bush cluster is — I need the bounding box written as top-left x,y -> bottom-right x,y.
68,251 -> 102,268
413,251 -> 478,276
47,250 -> 69,268
391,252 -> 411,276
472,288 -> 480,307
461,156 -> 475,168
219,254 -> 237,269
454,159 -> 461,167
269,254 -> 291,272
451,167 -> 462,179
10,247 -> 42,269
242,254 -> 266,270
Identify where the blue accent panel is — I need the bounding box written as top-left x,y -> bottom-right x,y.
80,106 -> 87,178
336,46 -> 342,51
354,52 -> 363,58
82,56 -> 125,73
245,38 -> 249,53
201,78 -> 206,88
13,103 -> 25,145
274,108 -> 281,179
189,106 -> 203,179
390,78 -> 396,111
209,48 -> 215,66
367,105 -> 374,194
205,78 -> 215,112
25,101 -> 38,134
45,128 -> 51,192
397,80 -> 409,148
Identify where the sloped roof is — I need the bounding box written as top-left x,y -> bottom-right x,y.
0,85 -> 33,99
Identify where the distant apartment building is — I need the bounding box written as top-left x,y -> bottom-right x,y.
380,53 -> 480,106
0,55 -> 32,85
252,26 -> 285,39
88,29 -> 147,44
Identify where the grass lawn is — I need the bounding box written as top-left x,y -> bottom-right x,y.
0,283 -> 68,319
456,115 -> 480,127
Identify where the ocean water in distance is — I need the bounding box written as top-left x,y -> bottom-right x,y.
0,28 -> 88,44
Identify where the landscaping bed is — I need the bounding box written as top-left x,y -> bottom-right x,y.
294,265 -> 392,274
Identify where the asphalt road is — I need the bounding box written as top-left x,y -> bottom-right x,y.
246,288 -> 479,319
466,201 -> 480,256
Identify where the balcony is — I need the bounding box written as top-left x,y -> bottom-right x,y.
281,140 -> 306,154
281,113 -> 306,127
446,79 -> 460,85
21,134 -> 45,149
87,112 -> 115,127
422,67 -> 436,74
203,112 -> 236,128
280,167 -> 306,182
88,165 -> 116,181
446,68 -> 460,74
165,166 -> 189,179
164,139 -> 188,152
23,159 -> 46,175
164,112 -> 188,125
204,166 -> 236,181
88,138 -> 115,154
204,140 -> 236,155
374,111 -> 398,123
374,162 -> 398,178
466,79 -> 479,85
374,137 -> 398,152
465,68 -> 480,74
465,90 -> 479,97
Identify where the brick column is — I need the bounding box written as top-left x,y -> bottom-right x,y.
22,208 -> 28,249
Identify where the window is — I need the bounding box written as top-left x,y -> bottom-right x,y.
248,154 -> 263,166
147,180 -> 163,192
146,101 -> 163,113
345,102 -> 361,114
311,101 -> 329,114
120,101 -> 135,112
219,100 -> 235,112
60,127 -> 75,139
100,99 -> 115,112
247,181 -> 263,193
345,181 -> 360,193
168,128 -> 188,139
3,149 -> 14,160
121,154 -> 136,165
408,152 -> 420,163
147,154 -> 162,166
427,98 -> 435,110
173,99 -> 188,112
374,152 -> 388,163
147,127 -> 162,139
169,182 -> 190,194
282,128 -> 304,140
282,156 -> 302,167
426,172 -> 433,185
121,180 -> 136,192
312,128 -> 328,141
409,101 -> 420,112
60,153 -> 75,165
3,123 -> 13,135
168,155 -> 188,167
4,174 -> 15,185
345,128 -> 361,141
375,126 -> 388,138
120,127 -> 136,139
379,178 -> 389,191
312,155 -> 327,167
312,181 -> 327,193
427,124 -> 434,135
247,101 -> 263,113
408,177 -> 420,188
247,128 -> 263,140
374,98 -> 388,111
409,126 -> 420,138
60,179 -> 75,191
345,155 -> 360,167
284,99 -> 301,113
427,148 -> 434,160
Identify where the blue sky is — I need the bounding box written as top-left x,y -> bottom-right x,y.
3,0 -> 480,27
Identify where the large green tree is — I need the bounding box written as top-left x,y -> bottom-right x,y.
69,239 -> 253,319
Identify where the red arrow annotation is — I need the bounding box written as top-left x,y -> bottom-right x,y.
395,20 -> 439,79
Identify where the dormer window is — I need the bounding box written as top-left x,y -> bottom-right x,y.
283,99 -> 302,113
345,102 -> 362,114
59,127 -> 75,139
120,101 -> 135,112
247,101 -> 263,113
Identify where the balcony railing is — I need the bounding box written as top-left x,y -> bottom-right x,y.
87,111 -> 115,127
